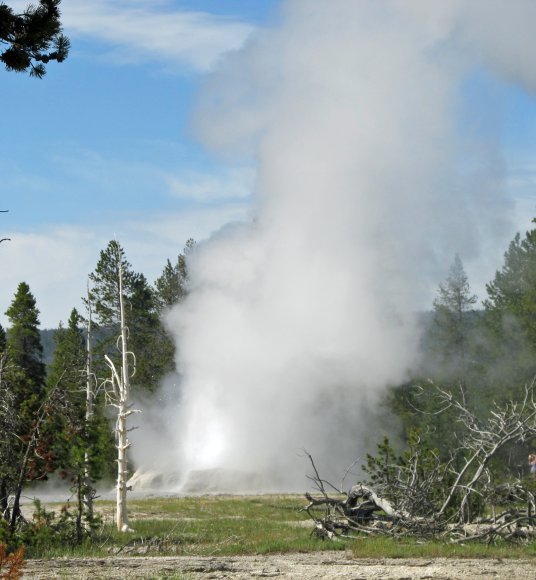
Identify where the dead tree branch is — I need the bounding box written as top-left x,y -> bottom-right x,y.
304,379 -> 536,543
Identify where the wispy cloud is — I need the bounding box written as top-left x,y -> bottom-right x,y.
8,0 -> 253,71
60,0 -> 254,71
166,167 -> 255,202
0,203 -> 250,328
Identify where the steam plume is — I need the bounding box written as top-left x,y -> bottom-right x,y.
161,0 -> 531,488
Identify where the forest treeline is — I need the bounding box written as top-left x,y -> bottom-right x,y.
392,219 -> 536,476
304,219 -> 536,542
2,219 -> 536,545
0,238 -> 195,544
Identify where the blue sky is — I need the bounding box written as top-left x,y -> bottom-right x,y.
1,0 -> 279,226
1,0 -> 536,328
0,0 -> 279,326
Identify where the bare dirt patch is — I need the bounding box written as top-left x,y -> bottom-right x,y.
22,552 -> 536,579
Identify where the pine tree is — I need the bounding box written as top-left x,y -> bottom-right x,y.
2,283 -> 54,528
87,240 -> 140,532
431,254 -> 477,402
89,240 -> 174,393
47,310 -> 88,475
394,256 -> 478,458
5,282 -> 46,417
89,241 -> 139,382
48,310 -> 85,388
152,238 -> 196,381
484,221 -> 536,347
88,241 -> 138,330
128,274 -> 165,393
0,0 -> 70,77
154,238 -> 195,311
47,309 -> 108,538
483,220 -> 536,392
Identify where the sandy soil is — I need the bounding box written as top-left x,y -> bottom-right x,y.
22,551 -> 536,579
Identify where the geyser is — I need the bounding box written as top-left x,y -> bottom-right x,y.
154,0 -> 531,490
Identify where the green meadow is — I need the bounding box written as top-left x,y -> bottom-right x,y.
21,494 -> 536,560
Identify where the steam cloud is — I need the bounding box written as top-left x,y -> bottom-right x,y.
158,0 -> 534,489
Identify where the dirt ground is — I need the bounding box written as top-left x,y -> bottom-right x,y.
22,552 -> 536,579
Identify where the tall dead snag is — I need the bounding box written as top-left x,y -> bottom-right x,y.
304,379 -> 536,543
83,284 -> 96,527
100,248 -> 140,533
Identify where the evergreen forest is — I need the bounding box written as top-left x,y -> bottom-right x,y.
0,238 -> 195,545
2,219 -> 536,547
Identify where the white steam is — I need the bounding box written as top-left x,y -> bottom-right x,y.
159,0 -> 533,488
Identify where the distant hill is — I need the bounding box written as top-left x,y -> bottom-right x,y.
40,328 -> 57,365
40,326 -> 110,366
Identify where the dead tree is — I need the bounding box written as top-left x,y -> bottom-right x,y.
83,283 -> 96,526
433,382 -> 536,524
304,379 -> 536,543
100,255 -> 139,533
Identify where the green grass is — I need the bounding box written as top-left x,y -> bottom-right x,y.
127,495 -> 308,520
25,495 -> 341,559
19,495 -> 536,560
350,535 -> 535,559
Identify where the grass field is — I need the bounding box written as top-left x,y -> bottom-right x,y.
21,494 -> 536,561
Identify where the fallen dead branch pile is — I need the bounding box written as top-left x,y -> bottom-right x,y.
303,381 -> 536,543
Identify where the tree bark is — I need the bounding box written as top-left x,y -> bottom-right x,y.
116,255 -> 131,533
84,285 -> 94,526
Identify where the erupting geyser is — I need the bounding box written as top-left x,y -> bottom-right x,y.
135,0 -> 536,491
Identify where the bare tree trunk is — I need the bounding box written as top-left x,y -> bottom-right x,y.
84,285 -> 94,525
116,400 -> 129,532
116,255 -> 131,532
100,243 -> 139,533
